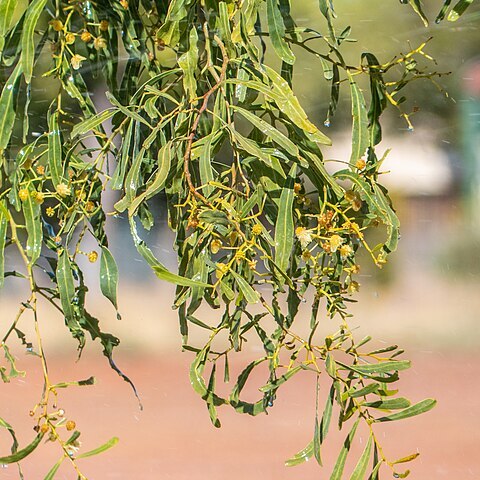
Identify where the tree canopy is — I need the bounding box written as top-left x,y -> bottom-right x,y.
0,0 -> 475,478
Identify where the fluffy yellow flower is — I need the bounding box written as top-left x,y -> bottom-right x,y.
329,234 -> 344,253
70,54 -> 86,70
252,224 -> 262,236
339,244 -> 353,260
295,226 -> 312,248
56,183 -> 70,197
18,188 -> 29,201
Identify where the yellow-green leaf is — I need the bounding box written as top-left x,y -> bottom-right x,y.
0,433 -> 44,464
21,0 -> 48,84
267,0 -> 295,65
375,398 -> 436,422
329,418 -> 360,480
275,164 -> 296,275
348,71 -> 369,168
0,0 -> 16,55
77,437 -> 119,458
48,110 -> 63,188
100,246 -> 119,310
0,202 -> 7,288
178,27 -> 198,102
0,62 -> 22,155
22,184 -> 42,265
285,440 -> 314,467
349,435 -> 373,480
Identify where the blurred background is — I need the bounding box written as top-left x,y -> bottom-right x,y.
1,1 -> 480,478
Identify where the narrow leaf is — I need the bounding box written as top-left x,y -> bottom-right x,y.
275,164 -> 296,275
375,398 -> 436,422
43,458 -> 64,480
22,184 -> 42,264
100,246 -> 119,310
230,270 -> 260,304
178,27 -> 199,102
129,216 -> 211,288
0,433 -> 43,464
348,71 -> 369,168
349,435 -> 373,480
267,0 -> 295,65
48,110 -> 63,188
0,62 -> 22,155
0,0 -> 16,55
77,437 -> 119,458
285,440 -> 314,467
330,419 -> 360,480
21,0 -> 48,83
71,109 -> 115,138
0,203 -> 7,288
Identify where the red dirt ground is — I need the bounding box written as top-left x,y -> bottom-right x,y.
0,349 -> 478,479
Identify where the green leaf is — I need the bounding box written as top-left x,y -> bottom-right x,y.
0,416 -> 19,454
230,269 -> 260,304
264,66 -> 331,145
190,345 -> 209,397
129,216 -> 211,289
259,365 -> 302,392
128,141 -> 172,216
198,133 -> 216,198
326,352 -> 337,377
275,164 -> 296,275
178,27 -> 199,102
347,383 -> 379,398
267,0 -> 295,65
448,2 -> 474,22
77,437 -> 119,458
43,458 -> 64,480
106,91 -> 152,128
320,383 -> 335,442
48,110 -> 63,188
232,105 -> 299,157
348,71 -> 369,168
375,398 -> 436,422
56,249 -> 84,347
285,440 -> 314,467
228,126 -> 273,166
21,0 -> 48,84
318,0 -> 337,40
392,452 -> 420,465
0,433 -> 44,464
0,203 -> 7,288
349,435 -> 373,480
100,246 -> 119,310
329,418 -> 360,480
408,0 -> 429,26
363,397 -> 411,410
0,62 -> 22,156
229,358 -> 266,416
71,109 -> 116,138
0,0 -> 16,55
22,184 -> 42,265
345,360 -> 411,374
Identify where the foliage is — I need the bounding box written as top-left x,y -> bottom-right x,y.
0,0 -> 474,478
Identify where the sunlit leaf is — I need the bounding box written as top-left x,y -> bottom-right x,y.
77,437 -> 119,458
375,399 -> 436,422
21,0 -> 48,83
100,246 -> 119,310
